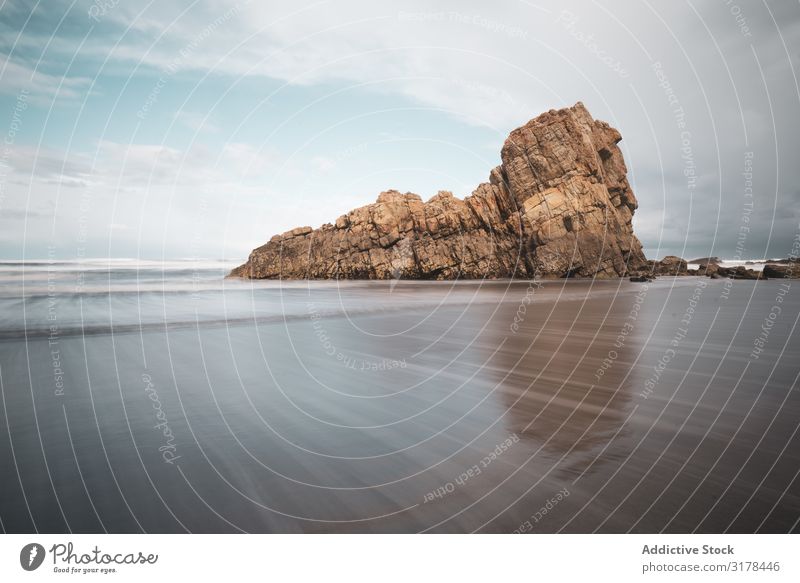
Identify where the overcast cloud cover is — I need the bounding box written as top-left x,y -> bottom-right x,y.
0,0 -> 798,261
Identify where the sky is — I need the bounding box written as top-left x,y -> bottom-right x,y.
0,0 -> 798,261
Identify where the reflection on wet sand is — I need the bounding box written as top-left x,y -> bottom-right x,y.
0,271 -> 798,533
488,287 -> 639,480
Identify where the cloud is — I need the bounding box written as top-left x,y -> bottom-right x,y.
0,136 -> 294,258
2,0 -> 800,259
5,140 -> 283,193
174,110 -> 219,133
6,146 -> 93,186
0,54 -> 92,103
0,207 -> 51,221
311,156 -> 335,173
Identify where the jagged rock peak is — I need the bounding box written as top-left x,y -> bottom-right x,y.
230,102 -> 646,280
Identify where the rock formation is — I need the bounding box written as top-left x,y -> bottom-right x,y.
763,263 -> 800,279
230,102 -> 647,280
695,262 -> 720,276
722,265 -> 764,280
642,256 -> 790,280
648,255 -> 689,276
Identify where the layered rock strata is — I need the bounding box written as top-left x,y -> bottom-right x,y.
230,102 -> 647,280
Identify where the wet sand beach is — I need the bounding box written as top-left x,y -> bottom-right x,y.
0,263 -> 798,532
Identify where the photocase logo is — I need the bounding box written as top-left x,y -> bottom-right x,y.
20,543 -> 46,571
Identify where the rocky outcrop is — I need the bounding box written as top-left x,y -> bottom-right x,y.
719,265 -> 764,280
230,102 -> 647,280
695,262 -> 719,276
648,255 -> 689,276
648,256 -> 785,280
632,256 -> 800,281
763,263 -> 800,278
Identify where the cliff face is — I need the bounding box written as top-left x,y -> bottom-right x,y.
230,102 -> 646,280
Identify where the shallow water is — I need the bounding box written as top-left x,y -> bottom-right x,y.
0,260 -> 798,532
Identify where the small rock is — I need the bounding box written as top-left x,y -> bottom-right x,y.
763,263 -> 800,278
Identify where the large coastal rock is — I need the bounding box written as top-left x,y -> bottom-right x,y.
231,102 -> 647,280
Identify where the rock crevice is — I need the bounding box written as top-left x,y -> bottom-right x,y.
230,102 -> 647,280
